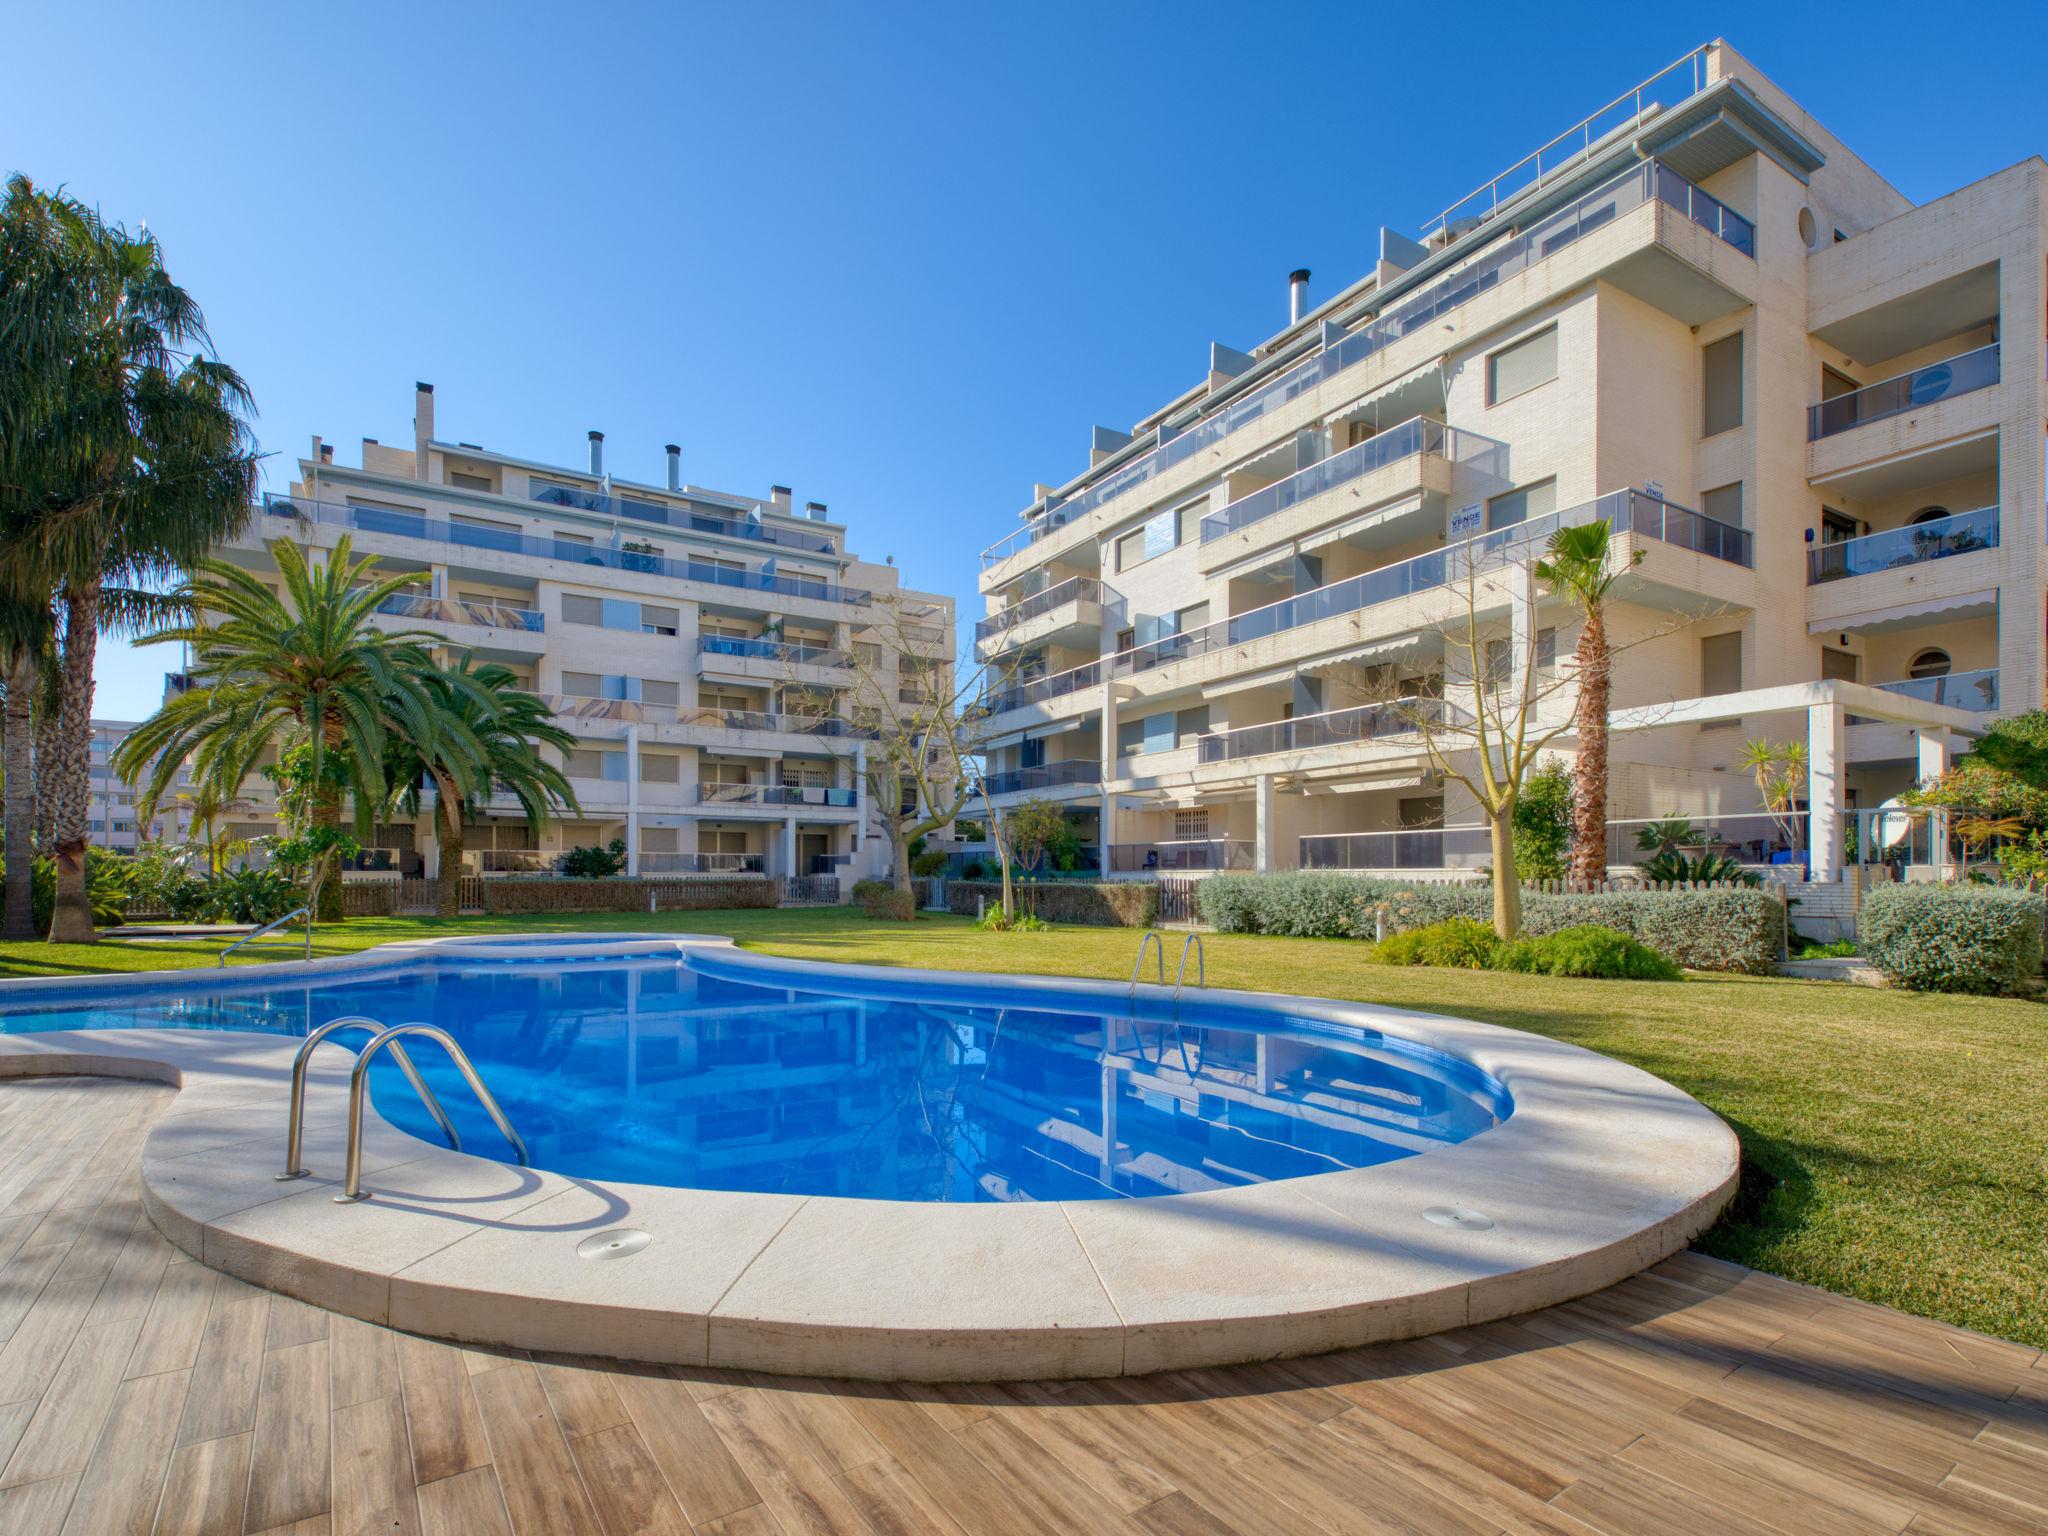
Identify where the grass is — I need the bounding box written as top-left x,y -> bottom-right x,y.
3,907 -> 2044,1348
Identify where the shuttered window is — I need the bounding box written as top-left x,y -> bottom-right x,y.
1487,478 -> 1557,531
561,594 -> 604,626
1704,334 -> 1744,435
1487,326 -> 1558,404
639,753 -> 681,784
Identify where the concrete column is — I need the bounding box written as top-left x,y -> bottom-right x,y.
1508,559 -> 1538,720
1099,674 -> 1119,872
1918,728 -> 1954,877
1808,701 -> 1845,883
853,741 -> 867,853
624,724 -> 641,876
781,816 -> 798,878
1254,773 -> 1276,873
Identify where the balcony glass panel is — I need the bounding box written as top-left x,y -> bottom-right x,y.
982,761 -> 1103,796
1197,700 -> 1457,764
1106,840 -> 1255,873
697,783 -> 857,807
372,593 -> 545,632
1200,419 -> 1505,543
528,482 -> 837,554
984,161 -> 1751,568
974,577 -> 1113,643
1807,345 -> 2000,440
638,851 -> 767,873
1806,507 -> 1997,584
697,635 -> 849,667
1872,667 -> 1999,712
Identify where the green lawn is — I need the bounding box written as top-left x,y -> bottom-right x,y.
3,908 -> 2044,1347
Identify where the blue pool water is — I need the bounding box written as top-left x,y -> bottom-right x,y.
0,952 -> 1509,1202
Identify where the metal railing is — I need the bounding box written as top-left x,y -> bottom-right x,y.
335,1024 -> 529,1202
1197,699 -> 1456,765
697,634 -> 850,668
527,481 -> 838,554
264,495 -> 869,604
1200,418 -> 1504,543
372,592 -> 545,632
697,783 -> 859,808
475,849 -> 558,874
1107,840 -> 1256,873
981,156 -> 1752,569
1806,507 -> 1998,584
278,1017 -> 459,1180
1871,667 -> 1999,712
1807,344 -> 1999,440
638,851 -> 767,873
1129,930 -> 1165,998
1300,812 -> 1815,873
1173,933 -> 1205,1004
981,761 -> 1102,796
218,906 -> 311,968
974,577 -> 1114,643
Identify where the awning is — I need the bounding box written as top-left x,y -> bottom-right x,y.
1298,493 -> 1430,555
1808,587 -> 1996,635
982,716 -> 1087,752
1205,664 -> 1302,699
1303,632 -> 1434,673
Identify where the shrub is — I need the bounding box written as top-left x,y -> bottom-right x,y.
1492,924 -> 1682,980
481,877 -> 778,915
946,880 -> 1155,927
1637,850 -> 1759,886
910,848 -> 950,879
1514,759 -> 1573,880
1372,918 -> 1501,968
1861,883 -> 2045,994
851,879 -> 916,921
978,905 -> 1049,933
562,838 -> 627,879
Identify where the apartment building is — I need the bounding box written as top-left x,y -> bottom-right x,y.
972,40 -> 2032,886
219,387 -> 952,882
87,720 -> 193,852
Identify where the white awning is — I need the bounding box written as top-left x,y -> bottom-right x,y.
1303,632 -> 1433,673
982,716 -> 1086,751
1297,493 -> 1429,555
1808,587 -> 1996,635
1205,664 -> 1301,698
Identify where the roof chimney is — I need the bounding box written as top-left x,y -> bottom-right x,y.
665,443 -> 681,492
319,443 -> 334,464
804,500 -> 829,522
413,382 -> 434,481
769,485 -> 793,516
588,430 -> 604,477
1289,269 -> 1311,325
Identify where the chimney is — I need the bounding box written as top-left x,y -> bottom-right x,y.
413,382 -> 434,481
1289,269 -> 1311,325
665,443 -> 681,491
588,430 -> 604,477
319,443 -> 334,464
804,500 -> 829,523
769,485 -> 793,516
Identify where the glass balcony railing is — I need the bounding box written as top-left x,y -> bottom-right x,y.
1199,418 -> 1504,543
672,707 -> 867,738
697,783 -> 858,808
372,592 -> 545,632
974,577 -> 1114,644
1872,667 -> 1999,712
983,159 -> 1754,568
476,849 -> 559,874
638,851 -> 767,874
527,481 -> 837,554
1107,840 -> 1256,874
696,634 -> 849,668
1807,345 -> 1999,441
1196,699 -> 1459,764
1806,507 -> 1997,584
982,761 -> 1103,797
263,495 -> 869,605
1300,827 -> 1489,871
983,488 -> 1746,715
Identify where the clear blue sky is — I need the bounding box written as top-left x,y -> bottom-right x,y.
7,0 -> 2042,718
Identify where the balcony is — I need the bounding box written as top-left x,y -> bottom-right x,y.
372,592 -> 545,633
696,634 -> 852,691
982,761 -> 1103,798
1196,700 -> 1455,766
697,784 -> 858,809
1301,828 -> 1489,871
982,158 -> 1753,574
475,849 -> 560,874
671,707 -> 869,740
981,660 -> 1102,720
639,851 -> 767,874
263,496 -> 870,605
1806,507 -> 1998,584
1200,418 -> 1494,545
1807,346 -> 1999,441
527,482 -> 837,555
1873,667 -> 1998,713
698,635 -> 846,667
973,577 -> 1115,658
1106,840 -> 1255,874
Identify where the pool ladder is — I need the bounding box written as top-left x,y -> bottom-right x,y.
218,906 -> 312,968
1128,929 -> 1206,1010
278,1017 -> 529,1204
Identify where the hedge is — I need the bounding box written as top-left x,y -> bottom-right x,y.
1862,883 -> 2045,994
1198,872 -> 1785,974
480,877 -> 781,914
946,880 -> 1157,927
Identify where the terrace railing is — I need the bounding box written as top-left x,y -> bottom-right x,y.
1197,699 -> 1457,765
696,783 -> 859,808
974,577 -> 1115,643
1107,840 -> 1255,874
1871,666 -> 1998,713
1200,418 -> 1504,543
1807,345 -> 1999,440
1806,507 -> 1997,584
372,592 -> 546,632
981,761 -> 1103,797
697,635 -> 850,668
527,481 -> 837,554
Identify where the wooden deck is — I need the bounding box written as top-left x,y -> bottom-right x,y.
0,1075 -> 2042,1535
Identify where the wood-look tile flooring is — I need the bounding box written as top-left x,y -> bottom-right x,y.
0,1074 -> 2043,1535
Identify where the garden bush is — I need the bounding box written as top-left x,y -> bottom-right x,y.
1371,918 -> 1500,969
945,880 -> 1156,927
851,879 -> 916,920
1861,883 -> 2045,994
482,877 -> 778,914
1492,924 -> 1682,980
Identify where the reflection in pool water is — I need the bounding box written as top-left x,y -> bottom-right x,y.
0,954 -> 1509,1202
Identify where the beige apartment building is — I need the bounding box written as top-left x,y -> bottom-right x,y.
218,386 -> 952,885
971,40 -> 2032,894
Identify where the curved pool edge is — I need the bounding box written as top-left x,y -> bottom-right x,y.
0,932 -> 1740,1382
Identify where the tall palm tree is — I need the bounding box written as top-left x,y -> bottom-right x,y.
116,537 -> 468,921
0,175 -> 258,942
1536,520 -> 1642,886
388,658 -> 579,916
0,599 -> 55,940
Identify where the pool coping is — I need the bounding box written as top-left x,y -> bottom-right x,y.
0,932 -> 1739,1381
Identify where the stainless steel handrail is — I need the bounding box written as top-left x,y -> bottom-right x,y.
339,1023 -> 530,1202
1173,933 -> 1205,1007
277,1017 -> 461,1181
219,905 -> 311,968
1128,930 -> 1165,999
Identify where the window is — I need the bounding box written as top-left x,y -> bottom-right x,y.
561,593 -> 604,627
1536,627 -> 1558,671
1701,632 -> 1743,695
1821,647 -> 1859,683
567,749 -> 626,781
1114,508 -> 1178,572
1909,506 -> 1952,526
1487,325 -> 1558,405
1487,478 -> 1556,531
1821,365 -> 1857,401
641,680 -> 679,711
1176,500 -> 1207,546
1703,334 -> 1744,435
1175,602 -> 1211,635
560,671 -> 604,698
1701,483 -> 1744,528
1174,706 -> 1211,744
1908,649 -> 1952,679
449,470 -> 493,491
1173,809 -> 1210,842
640,752 -> 681,784
640,826 -> 679,853
451,512 -> 519,533
640,604 -> 679,636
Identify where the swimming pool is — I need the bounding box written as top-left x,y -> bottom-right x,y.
0,943 -> 1508,1201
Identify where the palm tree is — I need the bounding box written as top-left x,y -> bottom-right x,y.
0,599 -> 55,940
388,658 -> 579,916
1536,520 -> 1642,886
153,774 -> 258,877
0,176 -> 258,942
116,537 -> 466,921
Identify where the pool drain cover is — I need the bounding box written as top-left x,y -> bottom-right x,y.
577,1228 -> 653,1260
1421,1204 -> 1495,1232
